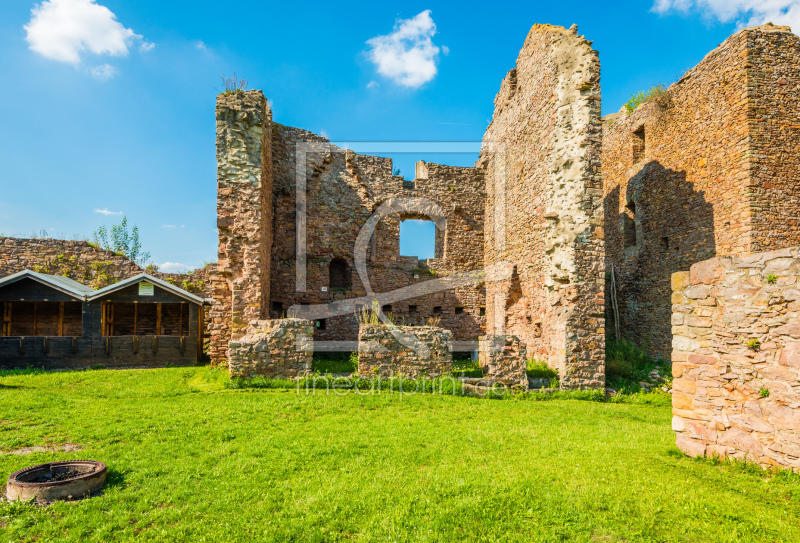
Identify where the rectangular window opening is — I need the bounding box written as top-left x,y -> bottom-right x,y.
316,319 -> 326,330
408,305 -> 417,313
382,304 -> 392,314
455,307 -> 464,315
433,306 -> 442,315
479,307 -> 486,317
632,126 -> 645,163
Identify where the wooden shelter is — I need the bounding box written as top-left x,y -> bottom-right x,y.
0,270 -> 209,368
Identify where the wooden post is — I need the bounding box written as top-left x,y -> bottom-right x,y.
58,302 -> 64,337
197,305 -> 204,360
156,303 -> 162,336
33,301 -> 37,337
2,302 -> 10,337
179,303 -> 184,337
133,302 -> 138,336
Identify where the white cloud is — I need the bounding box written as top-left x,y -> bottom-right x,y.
24,0 -> 148,64
196,41 -> 208,52
139,40 -> 155,52
367,80 -> 380,89
653,0 -> 800,32
161,224 -> 177,228
366,10 -> 443,88
87,63 -> 118,80
159,262 -> 191,273
94,207 -> 122,215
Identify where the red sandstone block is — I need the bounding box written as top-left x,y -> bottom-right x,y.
687,354 -> 718,365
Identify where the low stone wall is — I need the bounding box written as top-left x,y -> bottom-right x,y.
672,248 -> 800,470
228,319 -> 314,379
358,325 -> 452,378
479,335 -> 528,389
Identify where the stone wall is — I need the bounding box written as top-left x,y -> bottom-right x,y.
478,24 -> 605,389
479,334 -> 528,388
672,248 -> 800,470
603,24 -> 800,360
358,324 -> 452,378
227,318 -> 314,379
211,91 -> 273,363
212,91 -> 487,363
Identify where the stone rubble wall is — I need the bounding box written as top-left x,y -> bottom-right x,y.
478,24 -> 605,389
479,334 -> 528,388
671,248 -> 800,470
211,91 -> 273,364
358,324 -> 453,378
228,318 -> 314,379
603,24 -> 800,360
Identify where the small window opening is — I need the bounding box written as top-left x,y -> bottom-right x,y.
329,258 -> 351,289
661,237 -> 669,250
316,319 -> 326,330
632,126 -> 645,163
479,307 -> 486,317
382,304 -> 392,314
408,305 -> 417,313
433,306 -> 442,315
455,307 -> 464,315
271,301 -> 283,313
623,201 -> 637,248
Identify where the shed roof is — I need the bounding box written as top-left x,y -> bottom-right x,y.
89,273 -> 206,304
0,270 -> 96,298
0,270 -> 208,304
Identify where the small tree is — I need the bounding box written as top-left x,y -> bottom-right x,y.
93,216 -> 152,268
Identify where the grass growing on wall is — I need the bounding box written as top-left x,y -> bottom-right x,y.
0,367 -> 799,542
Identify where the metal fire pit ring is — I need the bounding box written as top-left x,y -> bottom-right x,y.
6,460 -> 107,504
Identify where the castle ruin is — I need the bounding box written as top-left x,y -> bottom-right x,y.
209,22 -> 800,395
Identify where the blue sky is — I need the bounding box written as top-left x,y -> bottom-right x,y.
1,1 -> 796,270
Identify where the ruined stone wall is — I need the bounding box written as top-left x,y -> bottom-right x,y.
211,104 -> 486,362
358,324 -> 452,378
479,334 -> 528,388
603,24 -> 800,360
228,318 -> 313,379
478,24 -> 605,389
747,27 -> 800,251
211,91 -> 272,363
671,248 -> 800,470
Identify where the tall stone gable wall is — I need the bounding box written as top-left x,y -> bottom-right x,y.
671,249 -> 800,470
212,92 -> 487,363
603,24 -> 800,360
478,24 -> 605,389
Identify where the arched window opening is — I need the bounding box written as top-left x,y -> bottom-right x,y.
329,258 -> 351,289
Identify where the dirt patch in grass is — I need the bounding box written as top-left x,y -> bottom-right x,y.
1,443 -> 83,455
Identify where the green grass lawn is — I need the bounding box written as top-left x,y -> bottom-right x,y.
1,367 -> 799,542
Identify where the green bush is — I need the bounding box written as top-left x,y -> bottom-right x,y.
623,84 -> 667,113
